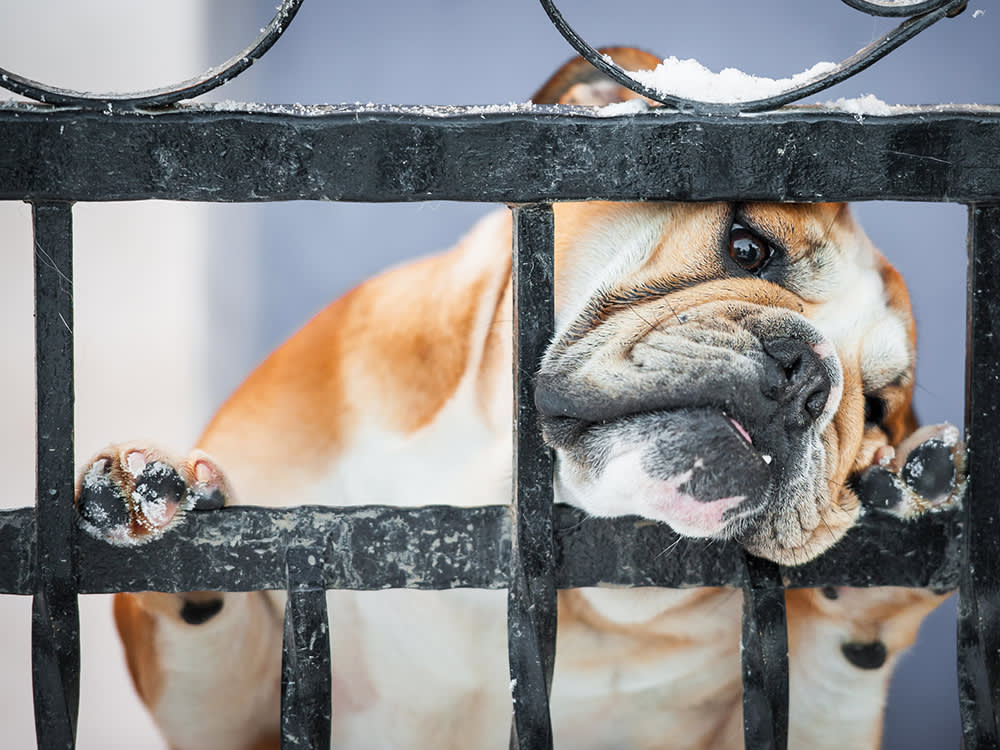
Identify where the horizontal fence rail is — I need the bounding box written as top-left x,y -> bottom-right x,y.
0,504 -> 963,596
2,104 -> 1000,203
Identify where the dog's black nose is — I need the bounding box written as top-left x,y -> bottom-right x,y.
762,338 -> 831,429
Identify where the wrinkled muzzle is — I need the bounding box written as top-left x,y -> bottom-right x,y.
536,300 -> 845,550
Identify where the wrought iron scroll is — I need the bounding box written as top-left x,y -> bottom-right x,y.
540,0 -> 968,114
958,204 -> 1000,749
508,204 -> 558,750
0,0 -> 303,109
31,202 -> 80,750
0,0 -> 970,115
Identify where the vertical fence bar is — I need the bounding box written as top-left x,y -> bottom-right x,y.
280,546 -> 332,750
741,553 -> 788,750
508,203 -> 557,750
958,203 -> 1000,749
30,201 -> 80,750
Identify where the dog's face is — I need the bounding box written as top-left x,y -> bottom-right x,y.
536,200 -> 916,565
530,49 -> 918,565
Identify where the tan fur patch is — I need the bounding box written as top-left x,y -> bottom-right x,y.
198,226 -> 509,486
786,586 -> 944,656
113,593 -> 164,707
532,47 -> 662,106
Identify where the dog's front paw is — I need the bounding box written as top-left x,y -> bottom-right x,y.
76,444 -> 229,546
854,423 -> 965,518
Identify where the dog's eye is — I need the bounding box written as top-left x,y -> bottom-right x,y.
728,224 -> 773,273
864,395 -> 887,427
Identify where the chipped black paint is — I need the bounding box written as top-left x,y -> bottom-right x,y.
508,205 -> 557,750
2,106 -> 1000,204
742,554 -> 789,750
281,546 -> 332,750
958,204 -> 1000,749
30,203 -> 79,750
0,503 -> 963,596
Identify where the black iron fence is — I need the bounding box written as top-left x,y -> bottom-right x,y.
1,0 -> 998,748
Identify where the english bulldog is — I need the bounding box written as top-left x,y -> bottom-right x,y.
76,48 -> 964,750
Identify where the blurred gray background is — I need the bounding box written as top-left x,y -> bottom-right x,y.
2,0 -> 997,747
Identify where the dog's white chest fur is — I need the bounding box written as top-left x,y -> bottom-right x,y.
317,586 -> 746,750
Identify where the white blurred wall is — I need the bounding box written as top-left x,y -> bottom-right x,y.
0,3 -> 218,747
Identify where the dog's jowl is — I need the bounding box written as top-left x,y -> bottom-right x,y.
76,48 -> 964,750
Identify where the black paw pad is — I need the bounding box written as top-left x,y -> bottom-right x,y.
901,439 -> 957,500
853,466 -> 903,511
78,464 -> 130,534
134,461 -> 186,505
841,640 -> 887,670
180,598 -> 224,625
132,462 -> 187,528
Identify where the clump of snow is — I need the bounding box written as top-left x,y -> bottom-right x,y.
826,94 -> 896,117
204,100 -> 539,117
623,55 -> 838,104
938,424 -> 960,448
596,98 -> 649,117
973,9 -> 985,19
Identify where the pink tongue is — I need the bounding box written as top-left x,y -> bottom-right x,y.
729,418 -> 753,445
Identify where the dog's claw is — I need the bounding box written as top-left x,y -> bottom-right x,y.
856,423 -> 965,518
186,456 -> 228,511
75,445 -> 230,546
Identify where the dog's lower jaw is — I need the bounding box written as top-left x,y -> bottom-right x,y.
555,448 -> 753,539
738,485 -> 861,566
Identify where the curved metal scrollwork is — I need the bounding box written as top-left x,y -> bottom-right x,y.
0,0 -> 968,113
0,0 -> 303,109
540,0 -> 968,114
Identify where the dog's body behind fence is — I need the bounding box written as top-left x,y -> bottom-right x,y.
95,203 -> 943,749
74,56 -> 962,749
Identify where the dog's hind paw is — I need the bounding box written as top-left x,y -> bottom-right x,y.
854,423 -> 965,519
76,444 -> 230,546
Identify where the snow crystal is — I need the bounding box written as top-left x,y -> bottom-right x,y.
140,494 -> 173,526
825,94 -> 897,119
939,425 -> 960,448
204,100 -> 539,118
625,56 -> 837,104
83,502 -> 110,526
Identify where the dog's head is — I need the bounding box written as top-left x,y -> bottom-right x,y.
533,51 -> 917,565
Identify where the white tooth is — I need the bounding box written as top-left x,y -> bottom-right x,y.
762,454 -> 773,465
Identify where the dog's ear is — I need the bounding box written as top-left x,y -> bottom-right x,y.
873,254 -> 920,446
532,46 -> 661,105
